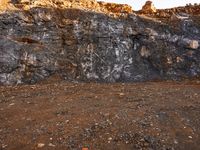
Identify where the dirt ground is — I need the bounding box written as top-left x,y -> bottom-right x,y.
0,80 -> 200,150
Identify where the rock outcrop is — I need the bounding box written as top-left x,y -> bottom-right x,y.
98,1 -> 132,14
0,0 -> 200,85
140,1 -> 156,14
139,3 -> 200,17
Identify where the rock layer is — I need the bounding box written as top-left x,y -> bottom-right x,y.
0,0 -> 200,85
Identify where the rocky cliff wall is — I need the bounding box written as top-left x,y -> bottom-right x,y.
0,0 -> 200,85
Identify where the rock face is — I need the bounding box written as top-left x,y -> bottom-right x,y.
0,0 -> 200,85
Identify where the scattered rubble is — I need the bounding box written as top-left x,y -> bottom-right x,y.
0,82 -> 200,149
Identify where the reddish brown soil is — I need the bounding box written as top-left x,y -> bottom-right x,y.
0,80 -> 200,150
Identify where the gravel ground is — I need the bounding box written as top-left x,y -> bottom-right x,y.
0,80 -> 200,150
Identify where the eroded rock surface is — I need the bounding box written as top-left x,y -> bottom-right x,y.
0,0 -> 200,85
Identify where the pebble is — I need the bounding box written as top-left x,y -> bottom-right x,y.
119,93 -> 125,96
108,137 -> 112,140
9,103 -> 15,106
48,143 -> 55,147
108,137 -> 112,143
2,144 -> 7,149
37,143 -> 45,148
174,139 -> 178,144
188,136 -> 193,139
65,120 -> 69,123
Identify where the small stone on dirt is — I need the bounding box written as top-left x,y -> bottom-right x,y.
2,144 -> 7,149
119,93 -> 125,96
48,143 -> 55,147
37,143 -> 45,148
108,137 -> 112,141
188,136 -> 193,139
9,103 -> 15,106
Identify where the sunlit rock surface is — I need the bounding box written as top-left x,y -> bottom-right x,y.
0,0 -> 200,85
140,1 -> 156,14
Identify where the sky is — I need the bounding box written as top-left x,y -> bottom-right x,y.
97,0 -> 200,10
